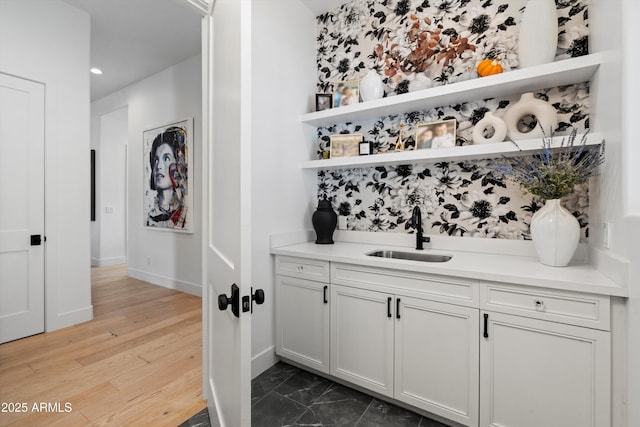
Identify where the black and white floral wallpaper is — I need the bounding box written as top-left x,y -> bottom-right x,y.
314,0 -> 592,240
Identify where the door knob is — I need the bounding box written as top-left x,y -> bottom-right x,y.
250,288 -> 265,312
218,284 -> 240,318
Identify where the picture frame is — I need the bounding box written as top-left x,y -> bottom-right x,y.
143,117 -> 194,233
330,133 -> 363,158
315,93 -> 333,111
332,80 -> 360,108
415,119 -> 457,150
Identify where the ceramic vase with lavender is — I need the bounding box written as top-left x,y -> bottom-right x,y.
530,199 -> 580,266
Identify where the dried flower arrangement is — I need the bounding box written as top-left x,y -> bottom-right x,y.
497,129 -> 605,200
374,14 -> 476,80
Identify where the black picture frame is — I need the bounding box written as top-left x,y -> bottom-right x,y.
315,93 -> 333,111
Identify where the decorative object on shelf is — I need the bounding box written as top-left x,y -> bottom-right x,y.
518,0 -> 558,68
502,92 -> 558,140
332,80 -> 360,108
472,113 -> 507,145
322,150 -> 330,159
360,70 -> 384,101
408,73 -> 433,92
497,129 -> 605,266
395,124 -> 404,151
143,118 -> 193,233
359,140 -> 372,155
337,216 -> 348,230
312,198 -> 337,244
416,119 -> 456,149
330,133 -> 363,158
315,93 -> 333,111
476,58 -> 503,77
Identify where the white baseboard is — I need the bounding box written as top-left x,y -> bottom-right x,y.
127,267 -> 202,296
252,345 -> 278,379
47,305 -> 94,332
91,256 -> 127,267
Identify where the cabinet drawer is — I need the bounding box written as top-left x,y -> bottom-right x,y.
481,282 -> 610,330
276,256 -> 330,282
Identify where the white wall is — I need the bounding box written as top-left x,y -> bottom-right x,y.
91,55 -> 203,295
0,0 -> 93,330
92,107 -> 128,266
250,0 -> 318,376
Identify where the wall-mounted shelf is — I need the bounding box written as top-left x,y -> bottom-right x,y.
301,133 -> 603,170
300,54 -> 602,128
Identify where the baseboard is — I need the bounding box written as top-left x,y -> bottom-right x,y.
252,345 -> 278,379
91,256 -> 127,267
127,267 -> 202,296
46,305 -> 94,332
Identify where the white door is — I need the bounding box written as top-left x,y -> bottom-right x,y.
330,285 -> 394,397
395,296 -> 479,426
202,1 -> 254,426
480,311 -> 610,427
0,73 -> 45,344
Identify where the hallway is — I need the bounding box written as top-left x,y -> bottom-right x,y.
0,264 -> 205,426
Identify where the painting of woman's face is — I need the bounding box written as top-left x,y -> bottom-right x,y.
153,143 -> 176,191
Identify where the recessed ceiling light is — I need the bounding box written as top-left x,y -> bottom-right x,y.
90,68 -> 103,75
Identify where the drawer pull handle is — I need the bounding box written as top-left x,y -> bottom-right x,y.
387,297 -> 392,318
534,299 -> 545,310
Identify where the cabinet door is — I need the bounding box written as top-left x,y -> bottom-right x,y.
331,285 -> 394,397
480,311 -> 610,427
395,297 -> 479,427
276,276 -> 330,373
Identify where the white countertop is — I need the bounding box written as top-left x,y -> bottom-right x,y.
270,241 -> 628,297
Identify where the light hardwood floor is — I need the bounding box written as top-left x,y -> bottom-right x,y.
0,264 -> 206,426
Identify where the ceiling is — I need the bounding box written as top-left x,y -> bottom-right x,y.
61,0 -> 203,101
60,0 -> 345,102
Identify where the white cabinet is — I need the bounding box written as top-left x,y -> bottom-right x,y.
395,296 -> 479,426
330,283 -> 479,426
480,311 -> 610,427
330,285 -> 394,397
275,257 -> 330,373
480,282 -> 611,427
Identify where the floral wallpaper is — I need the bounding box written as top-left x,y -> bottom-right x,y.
318,162 -> 589,240
314,0 -> 591,240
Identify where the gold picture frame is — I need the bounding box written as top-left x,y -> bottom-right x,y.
415,119 -> 457,149
330,133 -> 364,158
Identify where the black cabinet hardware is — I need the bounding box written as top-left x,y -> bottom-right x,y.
396,298 -> 401,319
387,297 -> 392,318
30,234 -> 42,246
483,313 -> 489,338
323,286 -> 328,304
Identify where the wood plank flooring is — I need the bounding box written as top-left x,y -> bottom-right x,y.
0,264 -> 206,427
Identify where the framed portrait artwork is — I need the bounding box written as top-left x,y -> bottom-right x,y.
143,118 -> 194,233
315,93 -> 333,111
332,80 -> 360,108
415,119 -> 457,149
330,133 -> 363,158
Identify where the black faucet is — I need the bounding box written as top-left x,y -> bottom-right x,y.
411,206 -> 430,250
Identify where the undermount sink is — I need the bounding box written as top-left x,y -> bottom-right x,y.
365,250 -> 452,263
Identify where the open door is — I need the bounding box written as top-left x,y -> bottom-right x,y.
201,1 -> 256,426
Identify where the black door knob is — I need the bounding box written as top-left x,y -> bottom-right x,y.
252,289 -> 265,305
218,284 -> 240,318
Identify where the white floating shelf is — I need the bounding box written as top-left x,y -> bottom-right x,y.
300,54 -> 602,128
301,133 -> 603,170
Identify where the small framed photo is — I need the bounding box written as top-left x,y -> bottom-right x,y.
315,93 -> 333,111
415,119 -> 457,149
332,80 -> 360,108
359,141 -> 372,155
330,133 -> 363,158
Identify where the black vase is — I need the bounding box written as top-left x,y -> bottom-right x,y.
312,199 -> 337,244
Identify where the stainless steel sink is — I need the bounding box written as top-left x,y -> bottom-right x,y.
365,250 -> 452,263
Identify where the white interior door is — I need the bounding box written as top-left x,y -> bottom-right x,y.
0,73 -> 45,344
202,1 -> 253,426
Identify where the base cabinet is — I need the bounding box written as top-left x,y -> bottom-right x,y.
330,285 -> 479,426
480,311 -> 610,427
275,275 -> 330,373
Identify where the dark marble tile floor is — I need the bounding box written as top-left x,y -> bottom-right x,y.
179,362 -> 450,427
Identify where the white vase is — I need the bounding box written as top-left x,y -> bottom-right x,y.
518,0 -> 558,68
502,92 -> 558,140
360,70 -> 384,101
472,112 -> 507,144
530,199 -> 580,267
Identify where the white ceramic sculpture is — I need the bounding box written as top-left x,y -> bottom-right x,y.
502,92 -> 558,140
472,112 -> 507,144
360,70 -> 384,101
518,0 -> 558,68
530,199 -> 580,267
